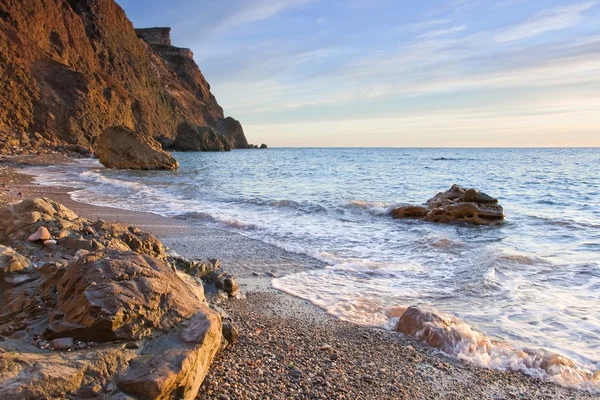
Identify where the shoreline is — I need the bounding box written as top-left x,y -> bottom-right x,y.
1,156 -> 596,399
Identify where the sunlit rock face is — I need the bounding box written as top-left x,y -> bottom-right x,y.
391,184 -> 505,225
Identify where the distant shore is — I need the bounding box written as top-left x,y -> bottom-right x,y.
0,154 -> 595,399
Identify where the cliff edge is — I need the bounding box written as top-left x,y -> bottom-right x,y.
0,0 -> 248,155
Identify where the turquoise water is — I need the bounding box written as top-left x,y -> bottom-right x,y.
30,148 -> 600,385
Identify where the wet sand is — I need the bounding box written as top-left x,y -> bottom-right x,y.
0,155 -> 596,399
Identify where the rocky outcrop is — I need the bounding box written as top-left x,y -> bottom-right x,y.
135,27 -> 172,46
0,0 -> 249,156
390,184 -> 505,225
0,198 -> 238,399
217,117 -> 249,149
96,126 -> 179,170
172,122 -> 231,152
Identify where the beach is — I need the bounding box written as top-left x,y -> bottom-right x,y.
0,155 -> 596,399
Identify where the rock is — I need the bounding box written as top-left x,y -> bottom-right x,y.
173,122 -> 232,152
96,126 -> 179,170
28,226 -> 51,241
45,250 -> 207,342
290,368 -> 303,378
83,226 -> 95,235
204,271 -> 240,297
0,245 -> 30,276
51,337 -> 74,350
43,239 -> 57,247
0,197 -> 229,399
118,311 -> 222,400
389,205 -> 428,219
60,237 -> 101,252
260,143 -> 268,149
390,184 -> 505,226
395,306 -> 489,355
0,198 -> 78,243
222,319 -> 240,346
216,117 -> 249,149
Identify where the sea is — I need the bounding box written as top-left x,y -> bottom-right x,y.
27,148 -> 600,389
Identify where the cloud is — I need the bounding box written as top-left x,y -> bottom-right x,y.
418,24 -> 467,38
495,1 -> 598,42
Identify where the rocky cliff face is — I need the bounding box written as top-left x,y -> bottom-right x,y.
0,0 -> 248,155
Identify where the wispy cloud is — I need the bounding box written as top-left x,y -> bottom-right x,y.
214,0 -> 316,32
495,1 -> 598,42
418,24 -> 467,38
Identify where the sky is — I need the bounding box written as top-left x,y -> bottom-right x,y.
117,0 -> 600,147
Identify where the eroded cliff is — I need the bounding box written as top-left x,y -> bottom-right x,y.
0,0 -> 248,155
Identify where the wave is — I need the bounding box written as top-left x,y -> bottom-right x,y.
243,197 -> 327,213
347,200 -> 392,216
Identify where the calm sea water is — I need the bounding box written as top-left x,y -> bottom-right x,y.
30,148 -> 600,385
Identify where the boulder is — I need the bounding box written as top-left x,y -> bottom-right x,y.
173,122 -> 231,152
46,250 -> 207,342
96,126 -> 179,170
390,184 -> 505,225
118,311 -> 221,400
260,143 -> 268,149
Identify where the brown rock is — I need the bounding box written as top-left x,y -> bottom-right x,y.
390,184 -> 505,226
0,0 -> 249,156
395,306 -> 489,354
28,226 -> 51,241
0,198 -> 78,243
46,250 -> 207,342
0,246 -> 31,276
96,126 -> 179,170
118,311 -> 222,400
389,205 -> 428,219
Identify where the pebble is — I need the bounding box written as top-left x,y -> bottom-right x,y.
43,239 -> 57,247
290,368 -> 303,378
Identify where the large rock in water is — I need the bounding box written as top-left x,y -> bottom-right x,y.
0,198 -> 225,399
97,126 -> 179,170
390,184 -> 505,225
173,122 -> 231,152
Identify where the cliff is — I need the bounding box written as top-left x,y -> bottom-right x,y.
0,0 -> 248,155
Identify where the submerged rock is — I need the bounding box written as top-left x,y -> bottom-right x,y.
390,184 -> 505,226
96,126 -> 179,170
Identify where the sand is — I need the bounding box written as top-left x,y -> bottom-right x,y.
0,155 -> 596,399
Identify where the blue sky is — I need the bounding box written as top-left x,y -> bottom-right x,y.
118,0 -> 600,147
